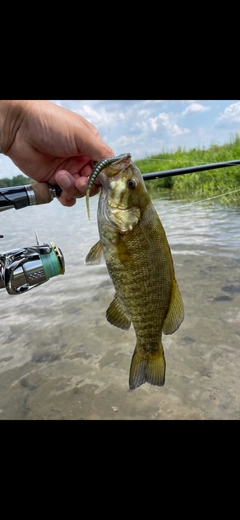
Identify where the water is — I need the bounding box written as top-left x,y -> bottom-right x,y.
0,193 -> 240,420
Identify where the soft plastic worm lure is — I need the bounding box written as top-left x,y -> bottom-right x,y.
86,153 -> 131,220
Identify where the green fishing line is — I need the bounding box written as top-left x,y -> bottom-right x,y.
40,248 -> 61,279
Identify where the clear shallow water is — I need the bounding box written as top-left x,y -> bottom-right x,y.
0,193 -> 240,420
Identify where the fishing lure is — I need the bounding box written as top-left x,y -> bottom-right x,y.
86,153 -> 131,220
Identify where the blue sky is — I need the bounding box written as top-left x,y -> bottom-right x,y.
1,99 -> 240,179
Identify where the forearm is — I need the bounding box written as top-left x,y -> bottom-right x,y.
0,100 -> 30,155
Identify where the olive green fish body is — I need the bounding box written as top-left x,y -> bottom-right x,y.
85,156 -> 184,389
100,204 -> 174,339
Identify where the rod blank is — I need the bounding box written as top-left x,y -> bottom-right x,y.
142,159 -> 240,180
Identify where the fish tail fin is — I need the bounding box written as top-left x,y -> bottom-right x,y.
129,343 -> 166,390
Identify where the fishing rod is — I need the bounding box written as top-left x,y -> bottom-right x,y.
0,157 -> 239,214
141,159 -> 240,180
1,158 -> 239,212
1,157 -> 239,295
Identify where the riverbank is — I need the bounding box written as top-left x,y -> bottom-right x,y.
136,134 -> 240,206
1,134 -> 240,206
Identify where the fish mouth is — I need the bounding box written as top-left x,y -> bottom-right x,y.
89,153 -> 132,186
86,153 -> 132,220
104,155 -> 132,178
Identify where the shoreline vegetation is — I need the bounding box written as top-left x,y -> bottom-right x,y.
135,133 -> 240,206
1,134 -> 240,206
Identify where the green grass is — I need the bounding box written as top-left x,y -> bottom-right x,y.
1,134 -> 240,206
135,133 -> 240,206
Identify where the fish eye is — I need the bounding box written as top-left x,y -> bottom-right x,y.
127,179 -> 136,189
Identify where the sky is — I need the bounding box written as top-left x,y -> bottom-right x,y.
1,99 -> 240,179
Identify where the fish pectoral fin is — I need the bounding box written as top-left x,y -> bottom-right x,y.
85,240 -> 104,265
129,343 -> 166,390
163,279 -> 184,335
106,295 -> 131,330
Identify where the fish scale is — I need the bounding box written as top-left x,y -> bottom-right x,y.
85,153 -> 184,389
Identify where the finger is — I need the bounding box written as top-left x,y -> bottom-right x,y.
55,168 -> 101,199
79,116 -> 101,137
75,113 -> 109,144
57,191 -> 77,207
75,176 -> 101,197
78,163 -> 101,187
55,170 -> 83,199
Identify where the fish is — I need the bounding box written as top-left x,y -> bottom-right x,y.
85,153 -> 184,390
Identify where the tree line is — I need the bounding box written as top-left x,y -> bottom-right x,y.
0,174 -> 34,188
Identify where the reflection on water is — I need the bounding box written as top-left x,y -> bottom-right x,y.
0,192 -> 240,420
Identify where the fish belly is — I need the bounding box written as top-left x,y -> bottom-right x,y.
100,211 -> 174,389
102,211 -> 173,332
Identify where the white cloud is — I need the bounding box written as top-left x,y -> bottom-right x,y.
149,113 -> 189,136
182,103 -> 210,116
216,101 -> 240,123
74,104 -> 117,130
132,121 -> 149,132
115,134 -> 138,147
2,100 -> 240,178
136,108 -> 152,118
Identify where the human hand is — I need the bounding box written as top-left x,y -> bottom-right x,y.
0,100 -> 114,206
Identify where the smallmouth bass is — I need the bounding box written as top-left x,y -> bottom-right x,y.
85,153 -> 184,390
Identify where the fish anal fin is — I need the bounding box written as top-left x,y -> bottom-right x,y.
163,279 -> 184,335
85,240 -> 104,265
129,344 -> 165,390
106,295 -> 131,330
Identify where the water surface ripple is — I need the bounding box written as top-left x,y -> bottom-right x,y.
0,194 -> 239,419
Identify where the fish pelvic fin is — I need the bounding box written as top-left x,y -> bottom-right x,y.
85,240 -> 104,265
163,279 -> 184,335
129,343 -> 166,390
106,295 -> 131,330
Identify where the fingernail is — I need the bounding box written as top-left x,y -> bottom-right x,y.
58,175 -> 72,189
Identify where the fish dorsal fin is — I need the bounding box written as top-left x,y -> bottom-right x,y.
106,295 -> 131,330
85,240 -> 104,265
163,279 -> 184,335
